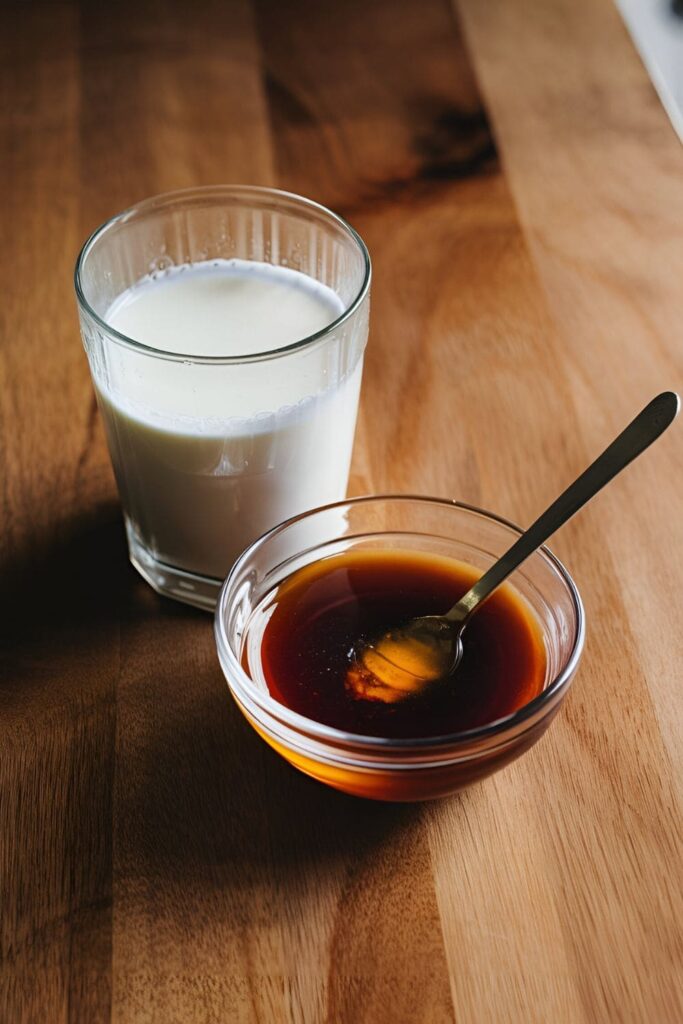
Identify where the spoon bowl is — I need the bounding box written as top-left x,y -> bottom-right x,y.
348,616 -> 460,703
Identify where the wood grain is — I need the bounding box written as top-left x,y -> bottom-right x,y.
1,0 -> 681,1021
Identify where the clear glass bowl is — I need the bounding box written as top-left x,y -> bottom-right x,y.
214,496 -> 585,801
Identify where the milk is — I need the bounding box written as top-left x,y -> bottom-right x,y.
97,259 -> 364,580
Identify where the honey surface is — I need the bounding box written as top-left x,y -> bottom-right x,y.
256,549 -> 547,739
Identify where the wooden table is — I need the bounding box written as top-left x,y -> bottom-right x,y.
2,1 -> 682,1020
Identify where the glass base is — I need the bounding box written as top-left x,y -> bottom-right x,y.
127,525 -> 223,611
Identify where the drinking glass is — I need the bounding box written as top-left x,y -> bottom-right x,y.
75,186 -> 371,609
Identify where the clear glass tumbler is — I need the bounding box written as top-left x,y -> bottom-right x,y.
74,186 -> 371,609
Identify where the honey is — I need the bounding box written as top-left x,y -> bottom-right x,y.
249,549 -> 547,739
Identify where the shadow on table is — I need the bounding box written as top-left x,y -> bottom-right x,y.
0,502 -> 130,641
1,502 -> 458,882
116,661 -> 427,881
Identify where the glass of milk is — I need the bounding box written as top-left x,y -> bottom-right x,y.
74,186 -> 371,609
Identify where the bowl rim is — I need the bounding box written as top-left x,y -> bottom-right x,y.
214,494 -> 585,751
74,184 -> 371,365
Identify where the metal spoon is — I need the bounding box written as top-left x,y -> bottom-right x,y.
350,392 -> 680,701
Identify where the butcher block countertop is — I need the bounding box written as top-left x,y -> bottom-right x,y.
2,1 -> 682,1021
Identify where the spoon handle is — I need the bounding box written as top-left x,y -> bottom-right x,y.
447,391 -> 680,624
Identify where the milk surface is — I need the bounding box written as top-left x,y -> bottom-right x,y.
109,258 -> 342,356
98,259 -> 363,578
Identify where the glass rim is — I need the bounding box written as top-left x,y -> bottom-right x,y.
73,184 -> 372,365
214,494 -> 586,753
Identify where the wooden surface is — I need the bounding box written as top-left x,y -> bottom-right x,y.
1,0 -> 682,1020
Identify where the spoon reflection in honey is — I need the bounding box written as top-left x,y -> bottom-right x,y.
348,392 -> 679,703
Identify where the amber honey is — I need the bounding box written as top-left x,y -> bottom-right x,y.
250,549 -> 546,739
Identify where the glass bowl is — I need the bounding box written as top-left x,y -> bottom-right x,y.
214,496 -> 585,801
